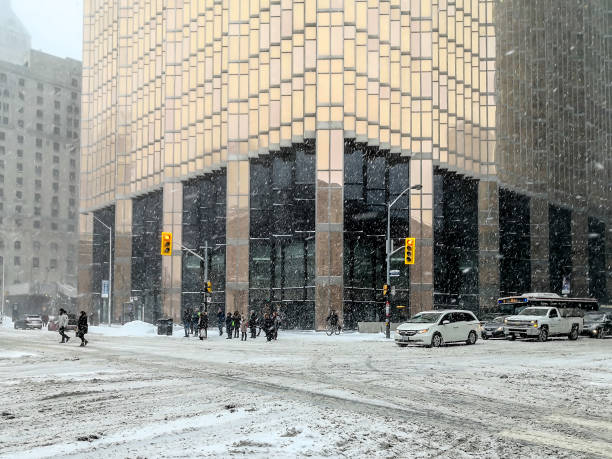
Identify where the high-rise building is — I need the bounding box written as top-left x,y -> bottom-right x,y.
0,0 -> 82,317
79,0 -> 610,329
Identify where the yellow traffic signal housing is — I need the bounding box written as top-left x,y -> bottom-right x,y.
161,232 -> 173,256
206,281 -> 212,293
405,237 -> 415,265
383,284 -> 389,296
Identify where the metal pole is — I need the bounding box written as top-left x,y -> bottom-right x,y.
108,224 -> 112,326
385,202 -> 391,339
1,256 -> 4,320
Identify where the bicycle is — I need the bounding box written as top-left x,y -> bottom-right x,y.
325,322 -> 342,336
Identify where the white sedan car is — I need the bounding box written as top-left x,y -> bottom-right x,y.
395,310 -> 480,347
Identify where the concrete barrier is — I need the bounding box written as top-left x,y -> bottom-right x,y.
357,322 -> 402,333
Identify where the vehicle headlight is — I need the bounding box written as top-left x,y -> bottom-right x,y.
417,328 -> 429,334
531,320 -> 538,328
496,327 -> 503,332
504,319 -> 508,324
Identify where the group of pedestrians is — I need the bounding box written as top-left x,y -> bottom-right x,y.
212,308 -> 281,342
57,309 -> 89,347
182,307 -> 209,340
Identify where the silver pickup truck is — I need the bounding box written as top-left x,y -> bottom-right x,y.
503,306 -> 582,342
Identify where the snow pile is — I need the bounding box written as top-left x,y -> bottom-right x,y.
89,320 -> 157,337
1,316 -> 13,329
0,350 -> 36,360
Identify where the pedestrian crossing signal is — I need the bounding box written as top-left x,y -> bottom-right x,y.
405,237 -> 415,265
161,232 -> 173,256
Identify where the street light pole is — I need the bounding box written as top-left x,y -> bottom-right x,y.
92,215 -> 113,326
385,183 -> 422,339
1,256 -> 4,321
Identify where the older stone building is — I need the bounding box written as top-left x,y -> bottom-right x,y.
79,0 -> 610,328
0,0 -> 82,317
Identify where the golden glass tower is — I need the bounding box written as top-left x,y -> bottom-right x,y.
80,0 -> 610,327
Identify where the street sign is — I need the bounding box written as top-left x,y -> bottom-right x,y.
101,280 -> 109,298
206,297 -> 212,303
390,269 -> 400,277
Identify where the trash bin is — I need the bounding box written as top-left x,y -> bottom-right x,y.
157,318 -> 173,336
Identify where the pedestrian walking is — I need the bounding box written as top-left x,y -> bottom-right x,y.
263,313 -> 274,342
198,310 -> 208,340
41,314 -> 49,328
76,311 -> 89,347
240,316 -> 248,341
183,308 -> 192,337
191,308 -> 200,335
249,312 -> 258,339
217,307 -> 224,336
272,311 -> 281,340
233,311 -> 241,338
57,309 -> 70,343
225,312 -> 233,339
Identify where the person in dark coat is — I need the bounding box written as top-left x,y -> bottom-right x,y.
217,307 -> 224,336
225,312 -> 233,339
76,311 -> 88,347
191,309 -> 200,335
183,308 -> 192,337
233,311 -> 241,338
263,313 -> 274,342
198,310 -> 208,340
249,312 -> 258,339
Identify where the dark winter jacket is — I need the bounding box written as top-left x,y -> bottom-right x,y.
217,311 -> 224,325
225,314 -> 233,329
249,314 -> 258,329
183,310 -> 192,324
198,313 -> 208,329
77,314 -> 88,335
264,317 -> 274,331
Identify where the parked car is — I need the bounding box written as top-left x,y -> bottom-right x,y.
480,315 -> 507,340
503,306 -> 583,342
47,313 -> 77,332
581,312 -> 611,339
395,310 -> 480,348
13,315 -> 43,330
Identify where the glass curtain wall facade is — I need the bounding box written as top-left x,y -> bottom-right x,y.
79,1 -> 610,327
182,171 -> 227,314
343,142 -> 410,328
91,206 -> 114,323
249,146 -> 316,329
131,192 -> 162,323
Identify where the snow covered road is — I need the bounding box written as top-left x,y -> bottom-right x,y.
1,326 -> 611,458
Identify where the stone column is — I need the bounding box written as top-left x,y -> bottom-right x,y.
409,157 -> 434,314
478,181 -> 500,312
113,198 -> 132,322
161,182 -> 183,322
315,131 -> 344,330
530,197 -> 549,291
77,213 -> 94,315
571,211 -> 588,297
225,159 -> 250,318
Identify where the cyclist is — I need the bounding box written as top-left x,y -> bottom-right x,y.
326,310 -> 341,333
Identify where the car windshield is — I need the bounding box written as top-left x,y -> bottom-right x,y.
406,313 -> 442,323
493,316 -> 506,322
584,313 -> 605,322
518,308 -> 549,316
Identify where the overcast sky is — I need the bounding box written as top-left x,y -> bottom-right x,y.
13,0 -> 83,61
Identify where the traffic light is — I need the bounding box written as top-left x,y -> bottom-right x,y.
206,281 -> 212,293
405,237 -> 415,265
161,232 -> 173,256
383,284 -> 389,297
